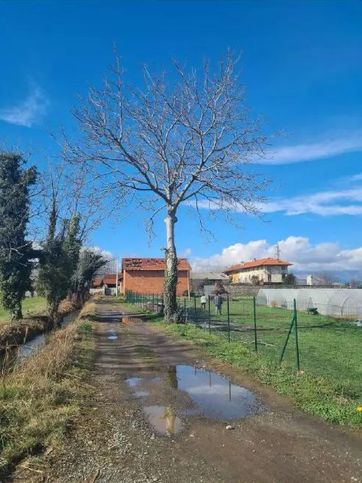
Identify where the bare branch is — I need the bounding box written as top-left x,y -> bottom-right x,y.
63,52 -> 270,319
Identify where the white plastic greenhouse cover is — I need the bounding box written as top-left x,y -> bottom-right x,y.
256,288 -> 298,309
325,289 -> 362,318
256,288 -> 362,318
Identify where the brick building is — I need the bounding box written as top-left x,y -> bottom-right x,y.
121,258 -> 191,296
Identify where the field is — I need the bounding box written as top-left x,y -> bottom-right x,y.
183,297 -> 362,400
0,297 -> 46,325
130,293 -> 362,426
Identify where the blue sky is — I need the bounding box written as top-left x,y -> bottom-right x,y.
1,0 -> 362,276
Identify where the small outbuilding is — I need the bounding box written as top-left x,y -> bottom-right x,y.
91,273 -> 122,295
191,272 -> 229,293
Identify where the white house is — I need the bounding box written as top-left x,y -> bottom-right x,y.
224,257 -> 291,285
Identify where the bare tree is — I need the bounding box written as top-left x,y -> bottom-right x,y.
37,162 -> 110,245
64,53 -> 268,321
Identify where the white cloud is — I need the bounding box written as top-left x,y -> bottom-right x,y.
258,133 -> 362,165
191,236 -> 362,275
350,173 -> 362,182
262,187 -> 362,216
195,186 -> 362,217
0,87 -> 49,127
180,247 -> 192,257
85,246 -> 113,260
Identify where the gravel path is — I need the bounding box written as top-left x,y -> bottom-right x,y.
13,300 -> 362,482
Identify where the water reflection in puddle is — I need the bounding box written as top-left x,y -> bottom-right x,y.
125,364 -> 262,435
126,376 -> 160,387
175,365 -> 260,420
106,329 -> 118,340
134,390 -> 149,398
143,405 -> 184,436
126,377 -> 142,387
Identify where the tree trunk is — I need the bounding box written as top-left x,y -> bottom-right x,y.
11,302 -> 23,321
164,210 -> 178,322
49,302 -> 60,329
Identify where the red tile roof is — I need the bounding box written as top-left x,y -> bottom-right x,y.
122,257 -> 191,271
91,273 -> 122,287
91,276 -> 103,288
103,273 -> 119,285
224,257 -> 291,274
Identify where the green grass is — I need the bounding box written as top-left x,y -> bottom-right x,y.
119,301 -> 152,314
150,321 -> 362,427
133,296 -> 362,427
0,297 -> 46,325
179,297 -> 362,398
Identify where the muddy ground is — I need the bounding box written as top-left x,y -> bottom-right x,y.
13,299 -> 362,483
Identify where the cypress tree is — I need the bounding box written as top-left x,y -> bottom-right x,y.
0,152 -> 37,320
38,204 -> 81,326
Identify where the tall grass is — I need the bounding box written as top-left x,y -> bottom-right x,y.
0,318 -> 94,477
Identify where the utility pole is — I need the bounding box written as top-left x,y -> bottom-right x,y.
115,257 -> 119,297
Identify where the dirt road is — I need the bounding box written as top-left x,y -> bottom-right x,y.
14,300 -> 362,482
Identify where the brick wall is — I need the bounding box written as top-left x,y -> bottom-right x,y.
123,270 -> 189,296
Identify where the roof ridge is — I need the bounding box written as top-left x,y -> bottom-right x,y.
224,257 -> 291,273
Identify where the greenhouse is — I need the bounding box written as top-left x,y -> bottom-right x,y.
256,288 -> 362,319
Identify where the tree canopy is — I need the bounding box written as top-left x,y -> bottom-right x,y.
0,152 -> 37,320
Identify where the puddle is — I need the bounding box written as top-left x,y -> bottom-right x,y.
126,377 -> 142,387
126,365 -> 263,436
134,390 -> 149,398
175,365 -> 261,420
106,329 -> 118,340
143,405 -> 184,436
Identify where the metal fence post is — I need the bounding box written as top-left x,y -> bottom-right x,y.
279,298 -> 297,366
208,295 -> 211,334
194,295 -> 197,325
294,299 -> 301,370
227,294 -> 231,342
253,296 -> 258,352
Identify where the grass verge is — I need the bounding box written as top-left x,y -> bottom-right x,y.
0,297 -> 47,325
150,319 -> 362,428
0,317 -> 95,478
